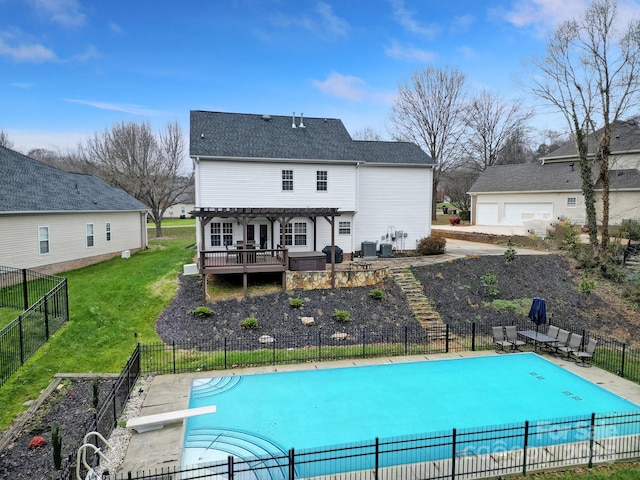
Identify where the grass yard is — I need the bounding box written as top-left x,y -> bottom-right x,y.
0,226 -> 195,431
0,308 -> 24,329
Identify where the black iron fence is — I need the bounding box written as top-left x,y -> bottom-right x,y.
0,266 -> 69,386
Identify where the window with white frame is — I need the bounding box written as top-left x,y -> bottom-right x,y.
38,226 -> 49,254
280,222 -> 307,246
210,222 -> 233,246
282,169 -> 293,191
105,222 -> 112,242
86,224 -> 94,247
317,170 -> 327,191
567,197 -> 577,208
338,221 -> 351,235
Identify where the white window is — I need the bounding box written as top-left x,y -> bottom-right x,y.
210,222 -> 233,246
317,170 -> 327,191
38,226 -> 49,254
86,224 -> 94,247
338,221 -> 351,235
567,197 -> 577,208
105,222 -> 112,242
280,222 -> 307,246
282,170 -> 293,191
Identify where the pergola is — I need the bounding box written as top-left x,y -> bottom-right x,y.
190,207 -> 343,298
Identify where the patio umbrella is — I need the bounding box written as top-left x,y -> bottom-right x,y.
528,297 -> 547,333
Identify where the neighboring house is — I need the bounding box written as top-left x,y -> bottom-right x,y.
190,110 -> 434,263
468,120 -> 640,233
0,146 -> 149,274
163,203 -> 195,219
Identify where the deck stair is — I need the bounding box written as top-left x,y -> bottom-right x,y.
391,268 -> 443,333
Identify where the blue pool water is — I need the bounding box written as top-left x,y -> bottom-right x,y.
182,353 -> 639,471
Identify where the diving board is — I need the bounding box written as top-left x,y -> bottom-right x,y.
127,405 -> 217,433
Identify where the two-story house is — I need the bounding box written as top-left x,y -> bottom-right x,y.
190,110 -> 434,288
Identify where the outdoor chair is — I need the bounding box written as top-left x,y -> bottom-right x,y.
546,325 -> 559,340
556,333 -> 583,359
553,329 -> 570,356
225,245 -> 238,263
492,326 -> 513,353
571,338 -> 598,367
504,326 -> 526,351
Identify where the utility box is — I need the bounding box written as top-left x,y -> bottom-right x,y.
361,241 -> 377,258
379,243 -> 393,258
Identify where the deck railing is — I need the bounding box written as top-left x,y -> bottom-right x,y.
199,247 -> 287,268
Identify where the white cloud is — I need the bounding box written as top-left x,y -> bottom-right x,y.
499,0 -> 589,31
270,1 -> 348,40
384,40 -> 436,63
315,2 -> 348,38
28,0 -> 86,28
389,0 -> 438,39
64,99 -> 164,117
11,82 -> 36,89
0,35 -> 57,62
312,73 -> 366,101
109,22 -> 125,35
69,45 -> 100,62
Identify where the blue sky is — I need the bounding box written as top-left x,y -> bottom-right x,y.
3,0 -> 640,154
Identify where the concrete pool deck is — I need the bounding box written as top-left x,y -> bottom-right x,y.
118,350 -> 640,476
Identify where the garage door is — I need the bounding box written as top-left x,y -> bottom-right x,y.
503,203 -> 553,226
476,203 -> 499,225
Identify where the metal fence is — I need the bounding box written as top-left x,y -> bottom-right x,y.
0,266 -> 69,386
113,410 -> 640,479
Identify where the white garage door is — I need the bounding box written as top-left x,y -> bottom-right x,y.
476,203 -> 499,225
503,203 -> 553,226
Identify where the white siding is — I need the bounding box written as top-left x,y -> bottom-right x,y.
0,211 -> 145,270
356,164 -> 432,252
196,160 -> 357,210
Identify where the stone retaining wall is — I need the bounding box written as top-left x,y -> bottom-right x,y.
286,267 -> 389,290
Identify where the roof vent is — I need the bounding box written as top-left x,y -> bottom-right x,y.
261,115 -> 272,121
292,112 -> 297,129
299,112 -> 305,128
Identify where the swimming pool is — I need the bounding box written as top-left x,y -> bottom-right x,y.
181,353 -> 640,473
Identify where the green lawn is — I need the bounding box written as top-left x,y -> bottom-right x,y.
0,308 -> 24,329
0,226 -> 195,430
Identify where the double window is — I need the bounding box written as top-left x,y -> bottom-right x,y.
210,222 -> 233,246
317,170 -> 327,191
282,170 -> 293,191
338,221 -> 351,235
280,222 -> 307,246
86,224 -> 94,247
38,226 -> 49,254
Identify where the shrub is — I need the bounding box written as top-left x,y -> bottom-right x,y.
503,241 -> 517,264
618,218 -> 640,240
579,272 -> 596,296
332,310 -> 350,322
480,269 -> 499,296
289,298 -> 304,309
239,317 -> 259,330
52,422 -> 62,470
416,235 -> 446,256
189,306 -> 213,317
369,288 -> 385,300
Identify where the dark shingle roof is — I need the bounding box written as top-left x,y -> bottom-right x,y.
190,110 -> 433,165
544,120 -> 640,159
468,162 -> 640,194
0,146 -> 149,213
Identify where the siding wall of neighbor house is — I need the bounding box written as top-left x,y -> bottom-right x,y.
355,165 -> 432,251
163,203 -> 195,219
0,211 -> 146,272
596,191 -> 640,224
196,160 -> 357,211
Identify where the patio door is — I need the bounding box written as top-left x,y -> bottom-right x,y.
247,224 -> 268,249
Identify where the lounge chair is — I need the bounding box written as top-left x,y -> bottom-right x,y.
492,326 -> 513,353
556,333 -> 583,359
553,329 -> 570,356
504,326 -> 526,351
546,325 -> 559,340
571,338 -> 597,367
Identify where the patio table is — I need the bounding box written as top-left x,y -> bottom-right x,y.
517,330 -> 558,353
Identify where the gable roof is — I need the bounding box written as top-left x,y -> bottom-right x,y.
190,110 -> 433,166
468,162 -> 640,194
544,120 -> 640,160
0,146 -> 149,213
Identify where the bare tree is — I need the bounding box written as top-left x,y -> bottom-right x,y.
463,91 -> 534,171
79,121 -> 193,237
388,66 -> 467,219
440,169 -> 479,215
0,130 -> 15,149
496,127 -> 537,165
352,127 -> 383,141
529,0 -> 640,252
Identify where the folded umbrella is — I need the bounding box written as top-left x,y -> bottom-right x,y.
528,297 -> 547,333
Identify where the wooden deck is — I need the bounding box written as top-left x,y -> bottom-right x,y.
198,248 -> 288,275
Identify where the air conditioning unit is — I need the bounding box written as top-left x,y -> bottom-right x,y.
361,241 -> 377,258
183,263 -> 198,275
379,243 -> 393,258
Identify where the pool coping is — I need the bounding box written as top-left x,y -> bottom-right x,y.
117,350 -> 640,475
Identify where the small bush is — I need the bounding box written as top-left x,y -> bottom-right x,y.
504,241 -> 517,264
239,317 -> 259,330
332,310 -> 351,322
619,219 -> 640,240
52,422 -> 62,470
480,269 -> 499,296
578,273 -> 595,296
369,288 -> 385,300
189,306 -> 213,317
416,235 -> 446,256
289,298 -> 304,309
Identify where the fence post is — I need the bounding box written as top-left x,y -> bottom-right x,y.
272,337 -> 276,364
18,315 -> 25,365
451,428 -> 456,479
224,338 -> 228,369
404,326 -> 408,356
22,268 -> 28,310
362,329 -> 366,358
523,421 -> 529,476
44,293 -> 50,340
318,330 -> 322,362
588,412 -> 596,468
289,448 -> 295,480
471,323 -> 476,351
375,437 -> 379,480
172,341 -> 176,374
445,324 -> 450,353
620,343 -> 626,378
